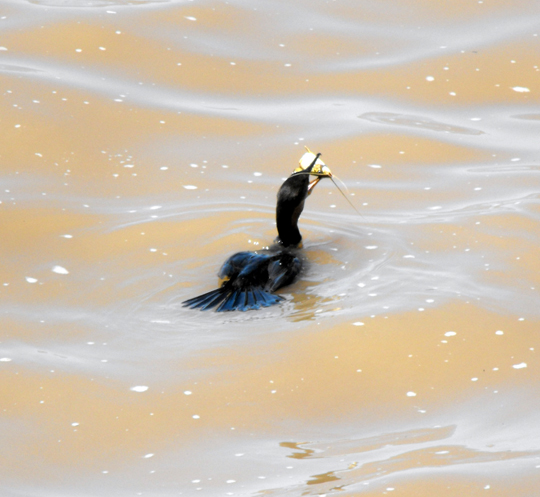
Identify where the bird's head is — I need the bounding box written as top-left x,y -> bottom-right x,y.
292,148 -> 332,195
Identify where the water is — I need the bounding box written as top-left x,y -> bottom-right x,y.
1,0 -> 540,495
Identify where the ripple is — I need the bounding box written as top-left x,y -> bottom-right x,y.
269,396 -> 540,495
512,114 -> 540,121
26,0 -> 167,6
0,63 -> 46,75
359,112 -> 484,135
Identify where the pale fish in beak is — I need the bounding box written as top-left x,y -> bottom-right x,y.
294,149 -> 332,194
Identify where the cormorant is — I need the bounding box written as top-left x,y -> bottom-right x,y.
183,150 -> 332,312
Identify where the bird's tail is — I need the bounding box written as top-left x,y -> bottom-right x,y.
182,287 -> 229,311
183,286 -> 284,312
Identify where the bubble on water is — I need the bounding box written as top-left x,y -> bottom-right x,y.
183,185 -> 198,190
512,363 -> 527,369
444,331 -> 456,337
52,266 -> 69,275
25,277 -> 38,283
406,391 -> 417,397
130,386 -> 149,392
512,86 -> 530,93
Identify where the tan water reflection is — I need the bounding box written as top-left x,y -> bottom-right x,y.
1,0 -> 540,496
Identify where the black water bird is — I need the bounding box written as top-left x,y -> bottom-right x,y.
183,151 -> 332,312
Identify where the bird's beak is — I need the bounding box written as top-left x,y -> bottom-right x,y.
307,164 -> 332,194
311,163 -> 332,177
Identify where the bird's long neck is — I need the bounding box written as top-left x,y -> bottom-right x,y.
275,175 -> 310,248
275,153 -> 324,248
276,199 -> 305,248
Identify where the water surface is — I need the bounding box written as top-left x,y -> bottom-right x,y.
1,0 -> 540,495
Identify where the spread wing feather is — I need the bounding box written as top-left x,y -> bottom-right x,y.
183,250 -> 301,312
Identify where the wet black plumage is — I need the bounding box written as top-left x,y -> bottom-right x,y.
183,152 -> 331,312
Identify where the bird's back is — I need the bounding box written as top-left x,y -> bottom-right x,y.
183,249 -> 301,312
